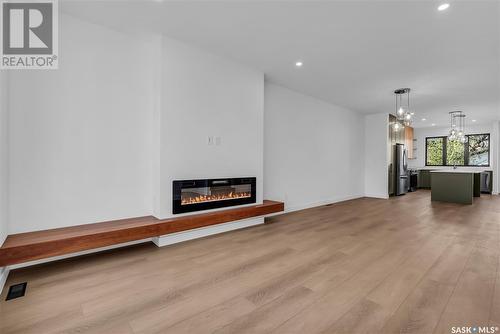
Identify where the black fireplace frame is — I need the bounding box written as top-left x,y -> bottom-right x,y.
172,177 -> 257,214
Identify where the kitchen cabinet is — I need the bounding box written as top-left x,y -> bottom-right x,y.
388,115 -> 396,196
418,170 -> 432,188
431,170 -> 482,204
481,171 -> 493,193
405,126 -> 414,159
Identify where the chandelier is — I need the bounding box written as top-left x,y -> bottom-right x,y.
394,88 -> 413,129
448,111 -> 467,143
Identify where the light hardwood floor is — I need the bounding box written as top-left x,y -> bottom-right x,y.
1,190 -> 499,334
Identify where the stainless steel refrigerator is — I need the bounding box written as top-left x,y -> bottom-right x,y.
395,143 -> 408,196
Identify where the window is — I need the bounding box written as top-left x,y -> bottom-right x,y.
446,140 -> 465,166
426,137 -> 444,166
425,133 -> 490,166
468,134 -> 490,166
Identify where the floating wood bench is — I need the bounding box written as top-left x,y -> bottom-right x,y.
0,200 -> 284,267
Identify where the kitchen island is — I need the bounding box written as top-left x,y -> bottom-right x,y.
430,169 -> 483,204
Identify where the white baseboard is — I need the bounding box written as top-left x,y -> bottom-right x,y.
153,217 -> 264,247
364,193 -> 389,199
0,266 -> 10,295
275,194 -> 365,216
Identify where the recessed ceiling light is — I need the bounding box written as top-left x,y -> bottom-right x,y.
472,119 -> 477,122
438,3 -> 450,11
421,118 -> 426,121
431,123 -> 436,126
295,61 -> 303,67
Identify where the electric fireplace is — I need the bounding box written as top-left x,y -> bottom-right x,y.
173,177 -> 256,214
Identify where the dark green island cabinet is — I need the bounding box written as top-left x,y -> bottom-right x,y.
430,170 -> 483,204
418,170 -> 432,188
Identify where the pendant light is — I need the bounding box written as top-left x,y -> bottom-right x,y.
448,111 -> 466,143
394,88 -> 413,130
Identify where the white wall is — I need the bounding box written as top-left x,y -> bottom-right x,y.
264,83 -> 364,212
0,71 -> 8,248
489,121 -> 499,194
409,122 -> 499,194
0,70 -> 9,289
0,72 -> 8,244
497,121 -> 500,193
364,113 -> 389,198
154,36 -> 264,218
8,14 -> 158,233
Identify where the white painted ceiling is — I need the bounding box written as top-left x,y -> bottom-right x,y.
61,0 -> 500,128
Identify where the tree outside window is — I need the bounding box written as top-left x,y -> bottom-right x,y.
468,134 -> 489,166
446,140 -> 464,166
426,137 -> 444,166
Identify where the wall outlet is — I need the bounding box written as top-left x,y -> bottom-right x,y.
207,136 -> 214,145
215,136 -> 222,146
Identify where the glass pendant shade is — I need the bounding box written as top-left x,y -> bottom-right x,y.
448,128 -> 456,140
449,111 -> 466,143
393,121 -> 406,131
394,88 -> 413,127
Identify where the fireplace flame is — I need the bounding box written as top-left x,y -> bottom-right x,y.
182,192 -> 251,205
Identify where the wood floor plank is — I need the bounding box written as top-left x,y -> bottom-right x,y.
215,286 -> 314,334
490,254 -> 500,328
159,297 -> 256,334
128,243 -> 351,333
380,240 -> 475,334
271,229 -> 447,334
432,244 -> 499,334
325,233 -> 454,333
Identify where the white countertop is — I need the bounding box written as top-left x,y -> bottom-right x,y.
411,166 -> 493,172
430,169 -> 485,174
